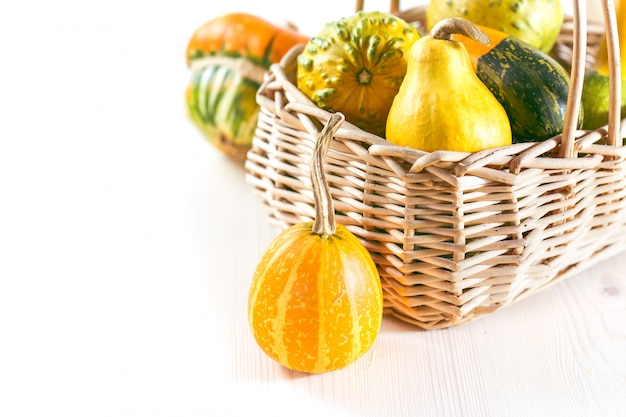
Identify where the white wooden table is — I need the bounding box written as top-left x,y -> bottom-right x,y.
1,1 -> 623,416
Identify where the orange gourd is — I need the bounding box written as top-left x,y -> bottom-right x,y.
248,113 -> 383,374
186,13 -> 309,68
185,13 -> 309,159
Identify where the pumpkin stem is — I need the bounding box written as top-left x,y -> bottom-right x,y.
311,112 -> 345,236
431,17 -> 490,46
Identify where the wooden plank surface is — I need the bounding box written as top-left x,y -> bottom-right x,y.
1,0 -> 623,416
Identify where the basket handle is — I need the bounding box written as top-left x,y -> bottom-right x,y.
355,0 -> 399,13
599,0 -> 622,147
355,0 -> 622,155
562,0 -> 622,157
559,0 -> 587,158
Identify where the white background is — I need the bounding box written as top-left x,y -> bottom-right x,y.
1,1 -> 624,417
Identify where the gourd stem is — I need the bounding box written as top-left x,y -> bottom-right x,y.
311,113 -> 345,236
431,17 -> 490,46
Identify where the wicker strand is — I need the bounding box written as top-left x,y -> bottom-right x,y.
601,0 -> 623,146
355,0 -> 399,14
560,0 -> 587,158
390,0 -> 400,14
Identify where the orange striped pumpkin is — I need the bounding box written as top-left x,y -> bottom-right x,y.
248,114 -> 383,374
186,13 -> 309,68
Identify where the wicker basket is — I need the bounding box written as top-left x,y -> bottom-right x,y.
245,0 -> 625,330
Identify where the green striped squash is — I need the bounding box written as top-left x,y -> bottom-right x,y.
185,62 -> 262,159
453,24 -> 582,143
185,13 -> 309,160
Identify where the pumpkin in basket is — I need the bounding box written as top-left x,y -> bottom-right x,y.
426,0 -> 564,53
296,11 -> 419,138
185,13 -> 309,160
581,0 -> 626,130
248,113 -> 383,374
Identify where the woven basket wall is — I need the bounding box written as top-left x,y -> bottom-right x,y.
245,1 -> 626,330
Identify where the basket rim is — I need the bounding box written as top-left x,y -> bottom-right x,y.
267,39 -> 625,175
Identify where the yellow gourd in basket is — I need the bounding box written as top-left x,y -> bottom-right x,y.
296,11 -> 419,138
386,18 -> 512,153
248,113 -> 383,374
426,0 -> 564,53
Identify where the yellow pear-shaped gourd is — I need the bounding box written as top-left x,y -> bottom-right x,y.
386,18 -> 512,153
